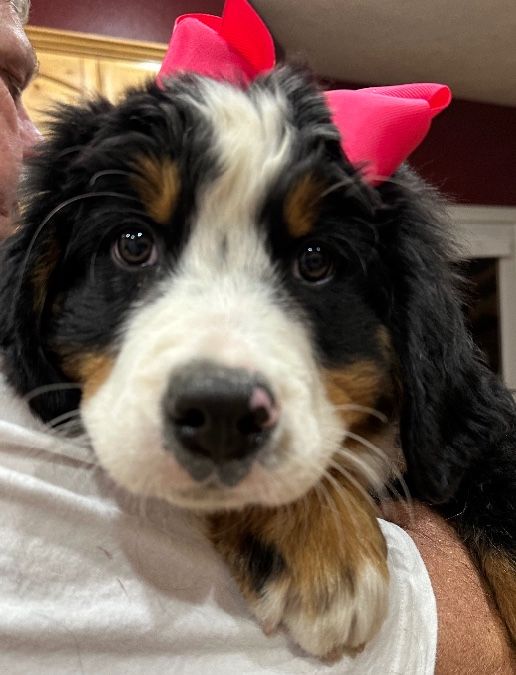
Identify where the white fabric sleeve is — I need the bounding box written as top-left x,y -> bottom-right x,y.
0,376 -> 437,674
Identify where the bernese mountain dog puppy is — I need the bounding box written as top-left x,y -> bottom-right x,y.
0,67 -> 514,658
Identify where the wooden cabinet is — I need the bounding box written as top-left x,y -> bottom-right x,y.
96,59 -> 161,102
23,26 -> 166,129
23,52 -> 97,127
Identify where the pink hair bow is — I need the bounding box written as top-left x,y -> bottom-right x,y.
158,0 -> 451,185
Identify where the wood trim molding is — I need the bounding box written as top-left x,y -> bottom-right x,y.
455,224 -> 514,259
450,205 -> 516,259
449,205 -> 516,228
26,25 -> 167,62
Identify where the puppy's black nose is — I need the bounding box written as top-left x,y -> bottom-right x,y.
162,361 -> 278,475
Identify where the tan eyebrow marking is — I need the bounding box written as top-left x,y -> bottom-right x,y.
131,156 -> 181,225
284,173 -> 325,238
31,237 -> 61,313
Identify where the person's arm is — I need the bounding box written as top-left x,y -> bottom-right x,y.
384,501 -> 515,674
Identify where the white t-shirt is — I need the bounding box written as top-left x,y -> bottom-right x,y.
0,375 -> 437,674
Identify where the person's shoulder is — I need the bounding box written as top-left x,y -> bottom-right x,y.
384,501 -> 516,674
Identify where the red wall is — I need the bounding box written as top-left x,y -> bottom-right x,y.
28,0 -> 224,44
28,0 -> 516,206
411,99 -> 516,206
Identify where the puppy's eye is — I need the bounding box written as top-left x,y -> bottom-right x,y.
112,229 -> 158,269
294,244 -> 334,283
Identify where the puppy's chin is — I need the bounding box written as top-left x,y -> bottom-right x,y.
93,459 -> 339,513
145,466 -> 325,513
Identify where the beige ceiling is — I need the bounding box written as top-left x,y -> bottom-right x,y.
253,0 -> 516,107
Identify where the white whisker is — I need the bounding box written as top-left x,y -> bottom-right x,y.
23,382 -> 83,405
327,456 -> 375,505
89,169 -> 133,186
333,403 -> 388,424
316,478 -> 344,535
46,408 -> 82,430
344,429 -> 391,461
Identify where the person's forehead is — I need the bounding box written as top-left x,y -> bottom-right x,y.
0,2 -> 37,83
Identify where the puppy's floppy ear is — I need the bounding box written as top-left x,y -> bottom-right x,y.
0,99 -> 112,422
380,169 -> 515,503
0,222 -> 68,421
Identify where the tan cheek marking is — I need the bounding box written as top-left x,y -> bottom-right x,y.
376,326 -> 393,360
61,352 -> 114,400
284,173 -> 325,238
131,156 -> 181,225
31,239 -> 61,313
324,359 -> 391,428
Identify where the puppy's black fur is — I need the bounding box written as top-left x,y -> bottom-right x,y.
0,67 -> 514,641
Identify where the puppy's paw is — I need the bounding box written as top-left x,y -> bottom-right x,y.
252,554 -> 388,658
208,480 -> 389,659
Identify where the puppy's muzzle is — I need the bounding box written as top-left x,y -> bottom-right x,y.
162,361 -> 279,487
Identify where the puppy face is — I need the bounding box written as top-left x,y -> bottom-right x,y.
3,69 -> 396,510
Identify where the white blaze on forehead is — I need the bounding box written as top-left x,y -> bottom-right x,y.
177,80 -> 293,279
195,80 -> 292,225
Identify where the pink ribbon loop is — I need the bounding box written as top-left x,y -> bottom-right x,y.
158,0 -> 451,185
325,84 -> 451,184
157,0 -> 275,85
